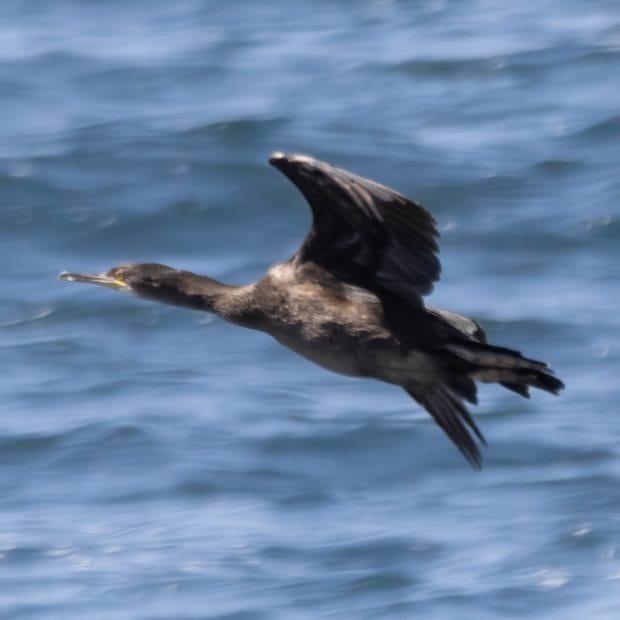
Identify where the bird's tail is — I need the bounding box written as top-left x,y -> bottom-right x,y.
405,342 -> 563,469
442,341 -> 565,398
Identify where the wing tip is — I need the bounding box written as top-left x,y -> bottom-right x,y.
269,151 -> 288,166
270,151 -> 317,171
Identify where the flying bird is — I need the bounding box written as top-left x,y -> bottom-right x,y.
60,152 -> 564,468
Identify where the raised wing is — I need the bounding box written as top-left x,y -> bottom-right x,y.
270,152 -> 441,307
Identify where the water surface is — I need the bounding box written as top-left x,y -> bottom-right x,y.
1,1 -> 619,618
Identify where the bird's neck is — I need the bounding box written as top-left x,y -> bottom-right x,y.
146,272 -> 261,328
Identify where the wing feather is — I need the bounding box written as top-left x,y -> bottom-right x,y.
270,153 -> 441,307
405,384 -> 486,469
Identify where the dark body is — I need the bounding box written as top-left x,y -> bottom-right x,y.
61,153 -> 564,468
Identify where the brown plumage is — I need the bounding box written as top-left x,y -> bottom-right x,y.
60,152 -> 564,468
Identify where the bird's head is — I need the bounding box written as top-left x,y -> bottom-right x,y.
60,263 -> 184,301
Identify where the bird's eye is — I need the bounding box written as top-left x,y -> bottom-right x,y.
108,267 -> 126,282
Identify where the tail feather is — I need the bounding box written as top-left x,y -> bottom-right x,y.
500,382 -> 531,398
443,341 -> 565,396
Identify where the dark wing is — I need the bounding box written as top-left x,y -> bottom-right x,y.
405,384 -> 486,469
270,152 -> 441,307
425,306 -> 487,342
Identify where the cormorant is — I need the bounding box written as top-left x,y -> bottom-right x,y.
60,152 -> 564,468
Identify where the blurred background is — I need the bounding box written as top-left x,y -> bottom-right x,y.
1,1 -> 619,618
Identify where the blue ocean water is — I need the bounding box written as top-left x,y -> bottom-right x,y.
1,0 -> 619,617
